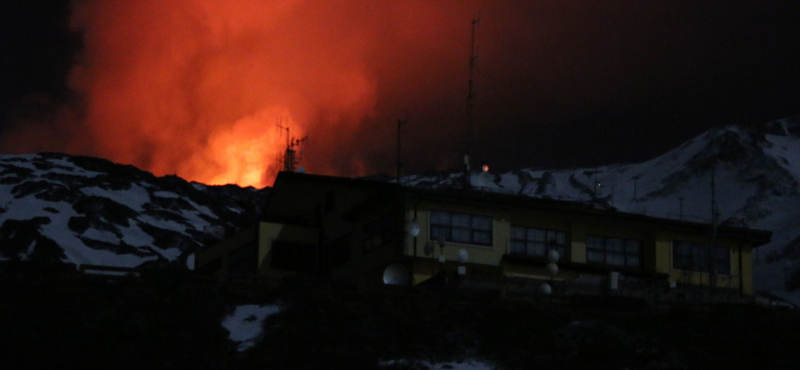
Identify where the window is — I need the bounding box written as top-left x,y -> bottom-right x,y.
510,226 -> 567,258
430,210 -> 492,246
673,241 -> 730,275
586,236 -> 641,268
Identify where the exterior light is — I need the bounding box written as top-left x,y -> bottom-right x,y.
407,220 -> 420,237
539,283 -> 552,295
482,163 -> 489,172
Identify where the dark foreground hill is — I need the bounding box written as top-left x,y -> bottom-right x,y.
1,270 -> 798,369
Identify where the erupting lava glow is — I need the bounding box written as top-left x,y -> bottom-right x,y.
5,0 -> 478,188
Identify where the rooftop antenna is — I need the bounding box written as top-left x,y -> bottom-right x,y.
277,119 -> 307,172
465,12 -> 481,178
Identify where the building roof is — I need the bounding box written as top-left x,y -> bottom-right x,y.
270,171 -> 773,247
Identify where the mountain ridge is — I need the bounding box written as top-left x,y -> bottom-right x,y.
2,117 -> 800,304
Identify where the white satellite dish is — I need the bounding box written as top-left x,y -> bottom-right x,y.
382,263 -> 410,285
457,248 -> 469,263
546,262 -> 559,276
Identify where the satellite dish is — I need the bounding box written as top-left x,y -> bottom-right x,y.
547,262 -> 559,276
407,220 -> 420,237
457,248 -> 469,263
424,241 -> 434,256
296,166 -> 306,173
382,263 -> 410,285
548,250 -> 560,263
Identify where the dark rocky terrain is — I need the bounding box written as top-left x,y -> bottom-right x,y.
0,152 -> 268,269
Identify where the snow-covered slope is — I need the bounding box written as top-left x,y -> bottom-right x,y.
406,116 -> 800,304
0,153 -> 268,268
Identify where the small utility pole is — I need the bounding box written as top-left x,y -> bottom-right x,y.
709,157 -> 719,289
397,112 -> 407,183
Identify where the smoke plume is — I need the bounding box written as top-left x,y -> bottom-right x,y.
6,1 -> 794,187
1,0 -> 490,187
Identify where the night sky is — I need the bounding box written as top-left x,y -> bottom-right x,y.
2,1 -> 799,187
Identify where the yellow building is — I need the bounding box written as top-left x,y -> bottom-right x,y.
196,172 -> 771,300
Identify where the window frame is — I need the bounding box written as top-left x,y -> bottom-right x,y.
509,226 -> 568,259
672,241 -> 731,275
585,235 -> 642,269
430,210 -> 493,246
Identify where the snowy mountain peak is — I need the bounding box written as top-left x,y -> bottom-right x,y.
402,117 -> 800,303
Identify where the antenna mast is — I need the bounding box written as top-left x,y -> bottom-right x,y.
465,13 -> 480,174
277,120 -> 307,173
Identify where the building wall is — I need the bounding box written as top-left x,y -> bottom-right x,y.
404,199 -> 509,267
198,174 -> 762,296
402,195 -> 757,295
653,231 -> 752,293
258,222 -> 319,277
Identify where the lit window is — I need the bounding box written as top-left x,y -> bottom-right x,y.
430,210 -> 492,246
510,226 -> 567,258
586,235 -> 641,268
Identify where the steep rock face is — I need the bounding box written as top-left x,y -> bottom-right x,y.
0,153 -> 268,268
404,116 -> 800,302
